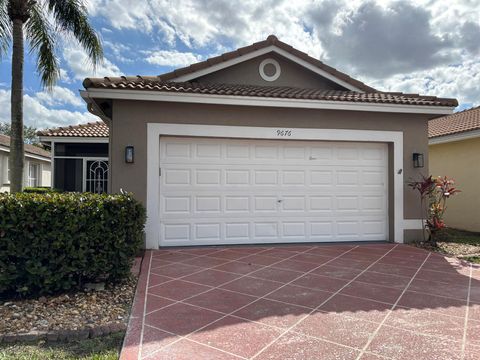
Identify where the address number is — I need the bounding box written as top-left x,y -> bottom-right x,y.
276,129 -> 292,137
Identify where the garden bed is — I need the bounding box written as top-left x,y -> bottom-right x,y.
413,228 -> 480,264
0,276 -> 137,344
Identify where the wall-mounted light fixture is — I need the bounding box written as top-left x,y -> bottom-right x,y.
413,153 -> 424,168
125,146 -> 134,163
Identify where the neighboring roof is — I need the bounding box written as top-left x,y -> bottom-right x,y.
429,106 -> 480,138
83,81 -> 458,108
37,121 -> 109,138
0,134 -> 50,158
84,35 -> 377,93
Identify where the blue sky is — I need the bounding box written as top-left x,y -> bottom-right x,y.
0,0 -> 479,129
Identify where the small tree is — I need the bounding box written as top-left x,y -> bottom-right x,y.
408,175 -> 460,245
0,121 -> 39,144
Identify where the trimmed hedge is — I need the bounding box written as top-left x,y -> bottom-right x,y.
23,187 -> 61,193
0,192 -> 146,298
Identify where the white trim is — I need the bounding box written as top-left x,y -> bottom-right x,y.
403,219 -> 423,230
259,58 -> 281,81
429,129 -> 480,145
172,45 -> 362,91
146,123 -> 405,249
84,88 -> 455,115
39,136 -> 108,143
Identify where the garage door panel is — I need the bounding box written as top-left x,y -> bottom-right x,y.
159,137 -> 388,246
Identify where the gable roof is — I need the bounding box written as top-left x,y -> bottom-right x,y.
429,106 -> 480,139
84,35 -> 376,93
83,81 -> 457,108
37,121 -> 109,138
0,134 -> 50,158
82,35 -> 458,112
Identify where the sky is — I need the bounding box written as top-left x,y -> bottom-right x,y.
0,0 -> 479,130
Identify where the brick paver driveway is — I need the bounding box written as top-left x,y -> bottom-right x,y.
120,243 -> 479,360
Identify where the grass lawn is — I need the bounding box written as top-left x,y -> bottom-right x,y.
0,332 -> 124,360
435,228 -> 480,264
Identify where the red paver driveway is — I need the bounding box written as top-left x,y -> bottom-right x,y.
120,243 -> 479,360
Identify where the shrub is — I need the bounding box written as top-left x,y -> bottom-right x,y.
408,175 -> 460,245
23,187 -> 61,193
0,192 -> 146,298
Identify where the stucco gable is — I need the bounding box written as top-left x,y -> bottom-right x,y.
194,52 -> 348,90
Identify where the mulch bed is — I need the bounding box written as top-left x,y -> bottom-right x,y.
0,258 -> 142,344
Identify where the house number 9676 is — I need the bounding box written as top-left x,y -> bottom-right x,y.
276,129 -> 292,137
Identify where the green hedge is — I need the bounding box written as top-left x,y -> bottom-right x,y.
23,187 -> 61,193
0,192 -> 146,298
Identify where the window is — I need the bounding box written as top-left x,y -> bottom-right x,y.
28,163 -> 40,187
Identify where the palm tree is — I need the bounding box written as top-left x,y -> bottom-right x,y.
0,0 -> 102,192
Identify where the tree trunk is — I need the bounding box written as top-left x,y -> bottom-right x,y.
9,17 -> 25,193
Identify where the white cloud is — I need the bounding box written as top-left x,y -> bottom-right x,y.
34,86 -> 83,108
63,45 -> 122,80
0,89 -> 98,130
104,41 -> 134,64
145,50 -> 203,67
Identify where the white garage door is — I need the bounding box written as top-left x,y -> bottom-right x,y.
159,136 -> 388,246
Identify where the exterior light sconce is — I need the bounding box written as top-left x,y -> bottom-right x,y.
125,146 -> 134,163
413,153 -> 424,168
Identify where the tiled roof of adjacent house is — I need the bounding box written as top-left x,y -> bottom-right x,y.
84,35 -> 377,93
0,134 -> 50,158
37,121 -> 109,138
82,80 -> 458,107
429,106 -> 480,138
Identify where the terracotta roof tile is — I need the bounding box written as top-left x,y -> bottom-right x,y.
429,106 -> 480,138
38,121 -> 109,138
0,134 -> 50,158
82,80 -> 457,107
84,35 -> 378,93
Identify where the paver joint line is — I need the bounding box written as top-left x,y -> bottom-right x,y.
354,251 -> 431,360
461,264 -> 473,359
123,244 -> 473,360
142,244 -> 359,359
250,244 -> 400,360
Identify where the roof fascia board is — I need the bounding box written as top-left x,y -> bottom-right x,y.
173,45 -> 363,92
38,136 -> 109,143
429,129 -> 480,144
85,88 -> 455,115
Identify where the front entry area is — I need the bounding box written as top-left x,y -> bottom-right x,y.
159,137 -> 388,246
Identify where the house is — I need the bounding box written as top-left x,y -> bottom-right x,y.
38,121 -> 109,193
0,134 -> 51,192
429,106 -> 480,232
71,35 -> 458,248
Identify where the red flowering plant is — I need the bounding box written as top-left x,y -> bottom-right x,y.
407,175 -> 460,245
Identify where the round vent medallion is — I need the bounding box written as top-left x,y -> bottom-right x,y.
259,58 -> 281,81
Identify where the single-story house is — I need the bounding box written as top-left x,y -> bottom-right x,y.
38,121 -> 109,193
0,134 -> 51,192
429,106 -> 480,232
57,35 -> 459,248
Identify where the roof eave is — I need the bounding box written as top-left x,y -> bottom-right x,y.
429,128 -> 480,144
80,90 -> 112,124
84,88 -> 456,115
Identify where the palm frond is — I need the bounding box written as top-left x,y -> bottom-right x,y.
25,2 -> 59,88
0,0 -> 11,57
47,0 -> 103,67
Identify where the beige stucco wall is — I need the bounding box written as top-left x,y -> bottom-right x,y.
108,100 -> 431,241
429,137 -> 480,232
